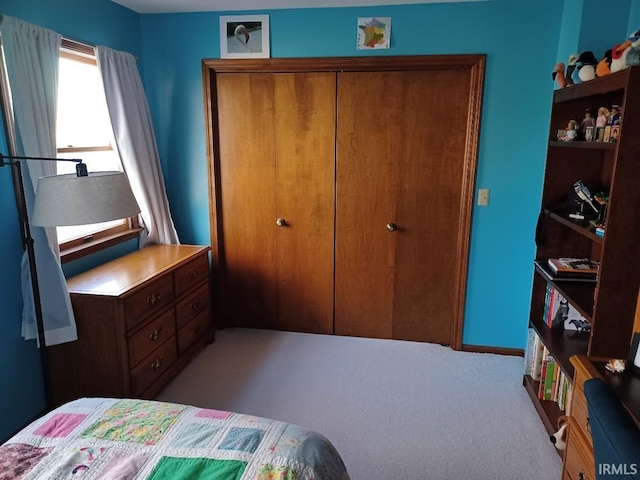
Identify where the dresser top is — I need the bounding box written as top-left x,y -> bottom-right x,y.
67,244 -> 210,296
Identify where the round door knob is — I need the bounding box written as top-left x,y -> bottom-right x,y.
276,218 -> 287,227
386,223 -> 398,232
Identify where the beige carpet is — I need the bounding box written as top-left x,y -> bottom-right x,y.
156,328 -> 562,480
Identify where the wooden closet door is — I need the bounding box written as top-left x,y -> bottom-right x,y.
392,69 -> 472,344
216,73 -> 278,328
335,72 -> 403,338
273,73 -> 336,334
335,69 -> 473,344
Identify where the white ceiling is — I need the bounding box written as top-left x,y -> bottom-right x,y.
110,0 -> 486,14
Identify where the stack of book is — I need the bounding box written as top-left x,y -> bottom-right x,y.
524,328 -> 572,411
535,257 -> 599,282
547,257 -> 599,280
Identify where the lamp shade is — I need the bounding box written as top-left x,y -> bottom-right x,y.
32,171 -> 140,227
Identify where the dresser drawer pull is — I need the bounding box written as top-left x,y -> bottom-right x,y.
150,356 -> 164,371
578,469 -> 590,480
586,417 -> 590,432
191,299 -> 201,311
149,328 -> 163,341
191,269 -> 200,278
146,292 -> 161,305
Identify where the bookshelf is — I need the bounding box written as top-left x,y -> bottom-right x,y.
524,67 -> 640,436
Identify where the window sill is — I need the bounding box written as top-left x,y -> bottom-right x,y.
60,227 -> 143,264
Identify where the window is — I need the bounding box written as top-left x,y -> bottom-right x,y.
56,45 -> 136,251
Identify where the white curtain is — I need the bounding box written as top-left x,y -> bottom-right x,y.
0,16 -> 77,346
96,46 -> 179,246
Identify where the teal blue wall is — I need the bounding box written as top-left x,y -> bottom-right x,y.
139,1 -> 563,350
557,0 -> 632,64
629,0 -> 640,32
578,0 -> 631,58
0,0 -> 140,442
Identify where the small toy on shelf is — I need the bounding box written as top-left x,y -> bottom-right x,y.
596,107 -> 610,127
596,49 -> 613,77
558,120 -> 578,141
580,108 -> 595,139
608,104 -> 622,125
611,29 -> 640,72
625,29 -> 640,67
552,62 -> 566,88
577,51 -> 598,82
565,54 -> 579,86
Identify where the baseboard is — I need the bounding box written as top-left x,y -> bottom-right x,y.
461,344 -> 524,356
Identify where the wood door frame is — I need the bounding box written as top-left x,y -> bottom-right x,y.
202,55 -> 485,349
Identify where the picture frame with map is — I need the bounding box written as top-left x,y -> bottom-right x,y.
220,15 -> 270,59
357,17 -> 391,50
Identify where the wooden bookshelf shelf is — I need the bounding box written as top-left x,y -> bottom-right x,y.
533,263 -> 595,320
548,141 -> 616,150
529,318 -> 589,379
543,208 -> 604,244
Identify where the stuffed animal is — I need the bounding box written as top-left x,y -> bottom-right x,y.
552,62 -> 567,88
611,29 -> 640,72
565,54 -> 579,86
624,29 -> 640,67
596,49 -> 612,76
550,415 -> 569,450
577,51 -> 598,82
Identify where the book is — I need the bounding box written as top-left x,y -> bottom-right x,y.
548,257 -> 599,276
542,359 -> 557,400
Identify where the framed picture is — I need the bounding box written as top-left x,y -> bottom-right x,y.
610,125 -> 621,143
220,15 -> 270,59
584,126 -> 594,142
628,332 -> 640,374
603,125 -> 612,142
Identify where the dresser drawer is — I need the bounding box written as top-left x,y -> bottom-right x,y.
127,308 -> 177,368
125,274 -> 175,330
130,338 -> 177,396
570,384 -> 592,449
176,282 -> 210,330
178,309 -> 211,354
175,254 -> 209,297
563,417 -> 595,480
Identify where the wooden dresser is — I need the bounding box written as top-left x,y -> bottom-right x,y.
562,355 -> 640,480
49,244 -> 213,406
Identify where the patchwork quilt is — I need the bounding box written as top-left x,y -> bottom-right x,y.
0,398 -> 350,480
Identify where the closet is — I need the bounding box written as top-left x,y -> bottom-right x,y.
203,56 -> 485,348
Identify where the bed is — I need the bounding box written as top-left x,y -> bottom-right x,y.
0,397 -> 350,480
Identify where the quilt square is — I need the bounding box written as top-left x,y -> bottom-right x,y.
147,457 -> 246,480
171,423 -> 219,449
34,413 -> 86,438
219,427 -> 265,454
195,408 -> 231,420
81,399 -> 185,445
0,443 -> 52,480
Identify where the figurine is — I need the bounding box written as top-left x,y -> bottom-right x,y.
563,120 -> 578,141
608,104 -> 621,125
580,108 -> 595,138
596,107 -> 610,128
